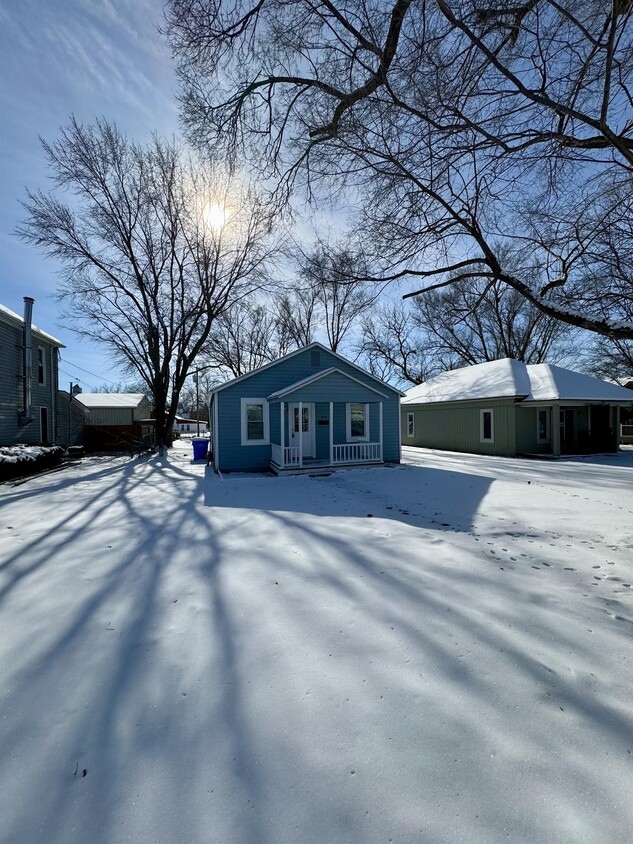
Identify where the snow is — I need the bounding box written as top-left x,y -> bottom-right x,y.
0,302 -> 65,347
75,393 -> 147,408
0,445 -> 62,465
1,443 -> 633,844
403,358 -> 633,404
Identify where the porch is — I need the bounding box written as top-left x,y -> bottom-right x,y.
268,397 -> 384,473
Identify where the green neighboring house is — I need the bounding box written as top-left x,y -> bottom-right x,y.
401,358 -> 633,458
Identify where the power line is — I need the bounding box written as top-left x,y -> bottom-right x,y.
59,357 -> 121,385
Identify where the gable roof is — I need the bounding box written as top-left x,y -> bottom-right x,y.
210,342 -> 405,397
0,303 -> 65,347
267,367 -> 390,400
403,359 -> 633,405
74,392 -> 149,409
57,390 -> 91,413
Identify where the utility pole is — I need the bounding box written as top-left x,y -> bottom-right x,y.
191,365 -> 216,437
195,372 -> 200,436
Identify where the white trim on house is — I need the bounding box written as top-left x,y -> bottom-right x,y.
213,394 -> 219,471
240,397 -> 270,446
211,343 -> 405,398
406,411 -> 415,438
346,402 -> 370,441
480,408 -> 494,443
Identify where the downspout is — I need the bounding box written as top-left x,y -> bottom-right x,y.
19,296 -> 35,426
50,347 -> 57,443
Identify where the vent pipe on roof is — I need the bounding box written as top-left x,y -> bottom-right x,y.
19,296 -> 35,427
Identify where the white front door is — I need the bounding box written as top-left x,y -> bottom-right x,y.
288,403 -> 315,458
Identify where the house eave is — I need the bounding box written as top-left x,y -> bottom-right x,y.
211,342 -> 404,397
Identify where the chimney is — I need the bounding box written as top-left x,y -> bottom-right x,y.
19,296 -> 35,426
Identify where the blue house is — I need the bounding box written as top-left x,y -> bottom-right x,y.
208,343 -> 403,473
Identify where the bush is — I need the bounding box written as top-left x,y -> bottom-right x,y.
0,445 -> 65,482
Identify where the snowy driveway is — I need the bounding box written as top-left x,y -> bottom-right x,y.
1,444 -> 632,843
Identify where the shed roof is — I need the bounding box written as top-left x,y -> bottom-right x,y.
403,359 -> 633,405
75,393 -> 148,409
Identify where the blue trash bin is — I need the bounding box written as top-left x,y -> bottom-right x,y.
192,438 -> 208,461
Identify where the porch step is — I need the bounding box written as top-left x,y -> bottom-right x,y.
270,460 -> 383,476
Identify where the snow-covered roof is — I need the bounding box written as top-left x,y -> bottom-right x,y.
403,359 -> 633,405
0,303 -> 65,347
75,393 -> 148,409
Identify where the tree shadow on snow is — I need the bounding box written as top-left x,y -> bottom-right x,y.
204,463 -> 493,534
1,453 -> 632,843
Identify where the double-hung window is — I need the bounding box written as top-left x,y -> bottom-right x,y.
480,409 -> 494,443
37,346 -> 46,385
406,412 -> 415,438
241,398 -> 269,445
346,403 -> 369,441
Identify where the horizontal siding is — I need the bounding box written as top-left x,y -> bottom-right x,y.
516,406 -> 551,454
84,407 -> 135,426
402,399 -> 516,457
0,319 -> 58,445
278,370 -> 387,404
57,393 -> 86,447
217,347 -> 401,471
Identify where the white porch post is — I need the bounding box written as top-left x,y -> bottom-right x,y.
298,401 -> 303,468
280,401 -> 285,467
329,401 -> 334,464
379,401 -> 383,461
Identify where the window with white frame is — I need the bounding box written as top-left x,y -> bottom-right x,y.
37,346 -> 46,385
406,411 -> 415,438
346,402 -> 369,441
480,408 -> 494,443
241,398 -> 269,445
537,408 -> 550,442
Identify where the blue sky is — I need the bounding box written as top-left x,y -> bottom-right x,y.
0,0 -> 179,390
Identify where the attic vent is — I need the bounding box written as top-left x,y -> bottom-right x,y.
311,349 -> 320,368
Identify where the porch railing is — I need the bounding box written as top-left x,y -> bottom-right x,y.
271,443 -> 301,467
333,442 -> 381,464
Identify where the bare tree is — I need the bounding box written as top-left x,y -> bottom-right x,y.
358,303 -> 432,386
18,118 -> 278,451
166,1 -> 633,341
585,338 -> 633,386
91,380 -> 150,395
297,241 -> 375,352
412,278 -> 577,369
178,370 -> 217,418
202,302 -> 282,377
275,286 -> 319,350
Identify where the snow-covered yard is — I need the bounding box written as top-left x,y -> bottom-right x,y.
1,443 -> 632,844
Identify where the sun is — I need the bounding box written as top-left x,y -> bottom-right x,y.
202,201 -> 227,233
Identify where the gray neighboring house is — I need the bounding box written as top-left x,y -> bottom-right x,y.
402,358 -> 633,458
0,297 -> 65,446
